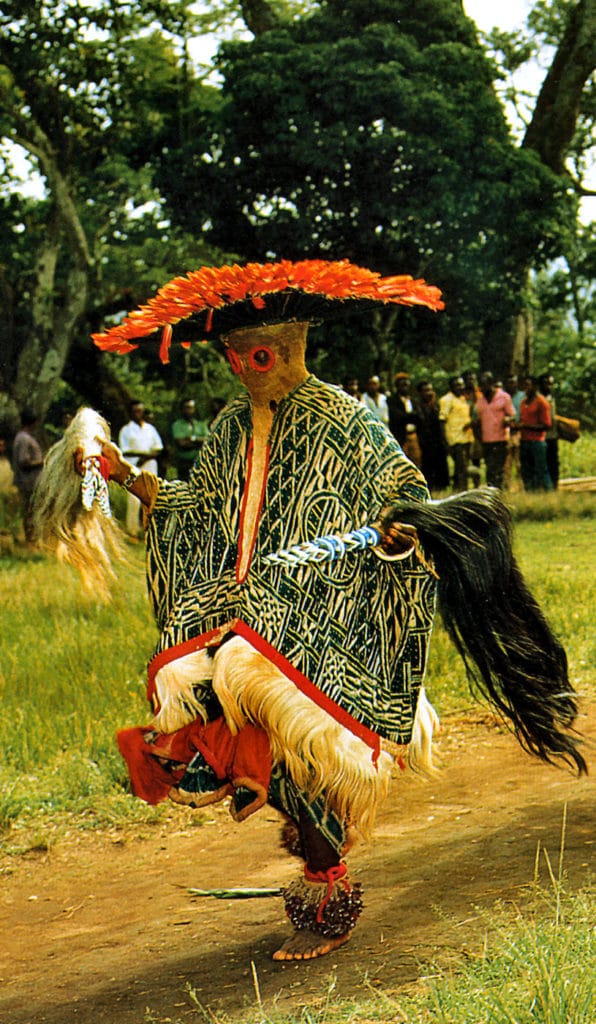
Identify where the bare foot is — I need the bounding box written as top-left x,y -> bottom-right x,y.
272,928 -> 351,961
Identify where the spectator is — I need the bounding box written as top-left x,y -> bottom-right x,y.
505,373 -> 525,419
171,398 -> 209,481
463,370 -> 482,485
361,375 -> 389,426
388,372 -> 422,467
463,369 -> 480,405
438,376 -> 474,492
342,377 -> 361,401
475,373 -> 515,489
538,373 -> 559,490
416,381 -> 450,492
519,377 -> 552,492
0,433 -> 19,532
503,373 -> 524,492
118,400 -> 163,537
12,409 -> 44,545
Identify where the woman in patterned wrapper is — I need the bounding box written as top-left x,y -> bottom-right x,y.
38,260 -> 584,962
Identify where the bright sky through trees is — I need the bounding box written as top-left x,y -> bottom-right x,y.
464,0 -> 534,30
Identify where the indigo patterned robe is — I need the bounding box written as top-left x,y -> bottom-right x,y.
145,376 -> 436,749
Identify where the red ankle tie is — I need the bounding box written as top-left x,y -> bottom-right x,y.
304,863 -> 350,923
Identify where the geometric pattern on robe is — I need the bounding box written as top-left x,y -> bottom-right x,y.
145,376 -> 436,749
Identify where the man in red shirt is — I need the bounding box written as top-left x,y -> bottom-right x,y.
475,373 -> 515,489
519,376 -> 553,491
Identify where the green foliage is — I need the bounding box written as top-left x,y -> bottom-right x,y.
98,342 -> 241,445
0,0 -> 235,422
1,0 -> 592,419
152,0 -> 564,367
532,230 -> 596,429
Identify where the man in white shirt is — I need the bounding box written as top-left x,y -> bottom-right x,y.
361,375 -> 389,426
118,401 -> 163,537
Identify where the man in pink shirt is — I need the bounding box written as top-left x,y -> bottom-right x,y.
475,373 -> 515,489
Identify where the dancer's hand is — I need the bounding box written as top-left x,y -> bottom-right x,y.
376,516 -> 418,556
73,441 -> 130,482
99,440 -> 131,484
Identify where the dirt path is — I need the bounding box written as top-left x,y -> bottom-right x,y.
1,705 -> 593,1024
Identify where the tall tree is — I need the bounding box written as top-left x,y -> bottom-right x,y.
152,0 -> 575,377
482,0 -> 595,372
0,0 -> 225,430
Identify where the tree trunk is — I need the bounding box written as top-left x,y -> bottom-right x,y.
489,0 -> 595,375
9,234 -> 90,422
0,113 -> 95,426
480,308 -> 533,380
522,0 -> 595,175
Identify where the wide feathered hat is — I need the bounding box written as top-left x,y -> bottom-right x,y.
92,258 -> 444,364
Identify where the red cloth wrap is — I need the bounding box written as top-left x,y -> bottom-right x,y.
97,454 -> 111,481
117,717 -> 272,806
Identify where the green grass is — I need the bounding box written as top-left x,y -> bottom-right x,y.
415,887 -> 595,1024
143,879 -> 595,1023
558,430 -> 596,479
0,546 -> 162,837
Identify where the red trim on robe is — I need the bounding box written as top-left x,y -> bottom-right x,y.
145,620 -> 381,766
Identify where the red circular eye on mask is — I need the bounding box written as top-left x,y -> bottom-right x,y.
226,348 -> 242,375
248,346 -> 276,372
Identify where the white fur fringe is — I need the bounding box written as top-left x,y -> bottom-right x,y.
152,649 -> 214,733
33,408 -> 125,600
152,635 -> 439,837
407,686 -> 440,774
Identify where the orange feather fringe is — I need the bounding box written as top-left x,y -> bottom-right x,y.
91,259 -> 444,361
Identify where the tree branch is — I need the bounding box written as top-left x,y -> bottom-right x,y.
523,0 -> 596,175
238,0 -> 280,36
12,125 -> 93,270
